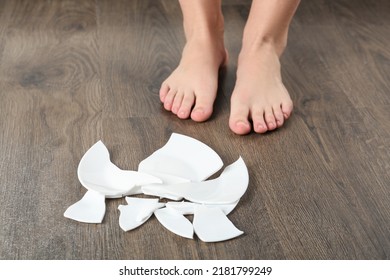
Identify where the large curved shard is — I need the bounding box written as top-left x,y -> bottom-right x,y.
78,141 -> 162,198
142,157 -> 249,204
138,133 -> 223,183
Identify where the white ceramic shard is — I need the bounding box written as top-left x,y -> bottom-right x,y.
142,157 -> 249,204
118,197 -> 165,231
154,207 -> 194,239
210,200 -> 240,215
64,190 -> 106,223
125,197 -> 166,222
139,173 -> 189,201
141,172 -> 191,185
166,200 -> 240,215
165,201 -> 195,215
138,133 -> 223,182
77,141 -> 163,198
193,205 -> 243,242
141,188 -> 184,201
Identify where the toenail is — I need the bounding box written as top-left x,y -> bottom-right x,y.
194,108 -> 204,114
237,121 -> 249,127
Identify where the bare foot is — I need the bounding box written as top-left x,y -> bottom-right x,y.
159,34 -> 227,122
229,43 -> 293,135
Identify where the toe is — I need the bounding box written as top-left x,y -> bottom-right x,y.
190,92 -> 214,122
171,92 -> 184,115
159,82 -> 170,103
252,109 -> 268,134
281,99 -> 293,119
230,120 -> 251,135
264,108 -> 277,130
191,108 -> 212,122
229,103 -> 251,135
273,105 -> 284,128
163,89 -> 177,111
178,91 -> 195,119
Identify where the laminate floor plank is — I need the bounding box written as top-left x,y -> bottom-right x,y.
0,0 -> 102,259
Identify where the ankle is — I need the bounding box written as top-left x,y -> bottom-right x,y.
183,11 -> 224,41
238,39 -> 280,66
236,40 -> 282,82
183,27 -> 226,62
241,33 -> 287,57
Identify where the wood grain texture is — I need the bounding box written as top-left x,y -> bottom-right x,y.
0,0 -> 389,260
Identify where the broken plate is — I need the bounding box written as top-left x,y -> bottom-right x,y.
118,197 -> 165,231
64,190 -> 106,223
142,157 -> 249,204
67,133 -> 249,243
138,133 -> 223,183
154,207 -> 194,239
78,141 -> 163,198
193,205 -> 243,242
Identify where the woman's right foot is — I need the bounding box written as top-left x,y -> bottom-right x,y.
159,36 -> 227,122
159,0 -> 226,122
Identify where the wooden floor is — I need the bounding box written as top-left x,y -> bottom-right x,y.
0,0 -> 389,260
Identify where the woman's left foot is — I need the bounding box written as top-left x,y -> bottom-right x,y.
229,42 -> 293,135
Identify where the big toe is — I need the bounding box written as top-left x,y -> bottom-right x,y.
190,94 -> 214,122
229,105 -> 251,135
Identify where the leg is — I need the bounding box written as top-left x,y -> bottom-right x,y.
159,0 -> 227,122
229,0 -> 300,135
